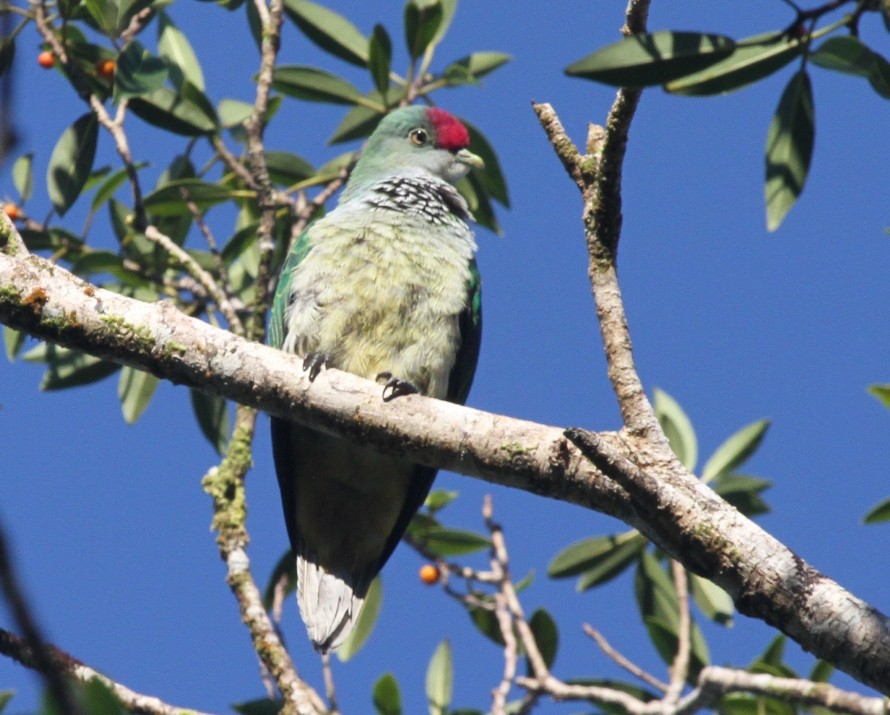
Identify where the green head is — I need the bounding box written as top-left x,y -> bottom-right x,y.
342,106 -> 484,200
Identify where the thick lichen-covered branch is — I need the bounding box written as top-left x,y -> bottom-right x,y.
2,243 -> 890,694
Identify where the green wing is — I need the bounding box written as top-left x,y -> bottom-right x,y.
268,230 -> 313,350
446,257 -> 482,405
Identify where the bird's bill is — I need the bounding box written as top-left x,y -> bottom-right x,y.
455,148 -> 485,171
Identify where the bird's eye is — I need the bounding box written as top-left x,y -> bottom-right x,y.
409,128 -> 429,146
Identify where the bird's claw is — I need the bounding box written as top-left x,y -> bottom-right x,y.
377,372 -> 419,402
303,352 -> 330,382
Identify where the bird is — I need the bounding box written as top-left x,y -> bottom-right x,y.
268,105 -> 484,653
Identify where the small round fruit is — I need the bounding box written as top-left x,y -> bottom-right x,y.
96,59 -> 115,78
2,203 -> 21,221
37,50 -> 55,69
419,564 -> 440,585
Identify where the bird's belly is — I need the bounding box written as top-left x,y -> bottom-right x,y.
303,282 -> 460,399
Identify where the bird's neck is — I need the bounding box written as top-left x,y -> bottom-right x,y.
341,172 -> 472,223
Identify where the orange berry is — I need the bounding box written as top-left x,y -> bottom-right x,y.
96,59 -> 115,78
419,564 -> 440,585
37,50 -> 55,69
2,203 -> 20,221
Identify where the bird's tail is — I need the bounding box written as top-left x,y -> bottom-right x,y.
296,553 -> 364,653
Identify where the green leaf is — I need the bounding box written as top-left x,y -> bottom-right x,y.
272,65 -> 368,106
576,533 -> 647,591
117,366 -> 159,424
765,70 -> 814,231
190,389 -> 229,454
667,30 -> 816,96
369,24 -> 393,97
567,31 -> 735,87
232,698 -> 284,715
870,53 -> 890,99
0,690 -> 12,713
372,673 -> 402,715
90,163 -> 147,214
405,0 -> 444,60
644,616 -> 710,679
427,0 -> 456,49
424,489 -> 458,512
717,692 -> 793,715
711,473 -> 771,517
83,0 -> 119,33
654,387 -> 698,471
444,52 -> 511,86
114,40 -> 168,101
38,345 -> 120,390
416,526 -> 491,557
811,36 -> 890,100
635,550 -> 678,628
143,178 -> 248,216
47,113 -> 99,216
689,573 -> 734,626
129,85 -> 218,136
810,659 -> 834,683
337,575 -> 382,661
701,419 -> 770,482
158,11 -> 205,91
283,0 -> 369,67
71,250 -> 128,279
218,98 -> 255,129
456,172 -> 501,234
863,496 -> 890,524
81,678 -> 126,715
329,101 -> 387,144
264,151 -> 315,187
0,37 -> 15,79
425,640 -> 453,715
867,383 -> 890,409
756,634 -> 786,667
548,529 -> 641,579
12,153 -> 34,202
467,604 -> 502,646
463,121 -> 509,207
811,35 -> 874,77
3,326 -> 26,362
528,608 -> 558,669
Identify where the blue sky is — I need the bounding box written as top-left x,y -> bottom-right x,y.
2,2 -> 889,713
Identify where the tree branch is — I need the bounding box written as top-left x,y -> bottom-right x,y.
1,248 -> 890,695
0,628 -> 216,715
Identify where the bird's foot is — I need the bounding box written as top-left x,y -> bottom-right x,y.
303,352 -> 331,382
377,372 -> 419,402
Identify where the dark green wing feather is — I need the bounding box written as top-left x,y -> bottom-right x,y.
268,230 -> 313,350
270,229 -> 314,556
447,257 -> 482,405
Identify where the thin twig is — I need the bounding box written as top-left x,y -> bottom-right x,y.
583,624 -> 669,693
666,560 -> 691,703
144,225 -> 245,335
202,407 -> 326,715
321,652 -> 339,715
243,0 -> 283,343
677,666 -> 890,715
0,628 -> 216,715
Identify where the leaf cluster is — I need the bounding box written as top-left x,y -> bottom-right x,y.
565,5 -> 890,230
